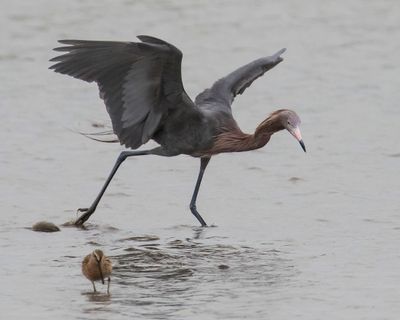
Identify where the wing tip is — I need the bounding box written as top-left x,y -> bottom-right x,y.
137,35 -> 162,44
275,48 -> 286,58
52,40 -> 79,52
56,39 -> 82,46
271,48 -> 286,63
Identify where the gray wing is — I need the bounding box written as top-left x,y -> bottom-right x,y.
50,35 -> 190,149
195,48 -> 286,107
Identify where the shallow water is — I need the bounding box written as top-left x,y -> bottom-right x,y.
1,1 -> 400,319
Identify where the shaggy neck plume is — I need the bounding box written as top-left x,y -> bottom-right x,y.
205,112 -> 285,155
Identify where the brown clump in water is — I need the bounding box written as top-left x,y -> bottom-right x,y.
32,221 -> 60,232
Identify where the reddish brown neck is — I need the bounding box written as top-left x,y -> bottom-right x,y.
205,114 -> 284,155
253,113 -> 285,143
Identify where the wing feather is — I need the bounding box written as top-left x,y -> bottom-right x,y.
195,48 -> 286,107
50,37 -> 190,149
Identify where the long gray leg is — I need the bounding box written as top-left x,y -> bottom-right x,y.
107,277 -> 111,294
189,157 -> 211,227
92,281 -> 97,292
75,149 -> 157,225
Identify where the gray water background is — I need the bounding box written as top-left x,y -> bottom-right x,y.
1,0 -> 399,319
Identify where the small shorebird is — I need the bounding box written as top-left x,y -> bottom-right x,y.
82,249 -> 112,293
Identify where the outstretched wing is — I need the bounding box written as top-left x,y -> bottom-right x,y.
195,48 -> 286,107
50,35 -> 190,149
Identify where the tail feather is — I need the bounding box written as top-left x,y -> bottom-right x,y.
78,130 -> 119,143
65,126 -> 120,143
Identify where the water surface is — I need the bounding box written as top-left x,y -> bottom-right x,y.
1,1 -> 400,319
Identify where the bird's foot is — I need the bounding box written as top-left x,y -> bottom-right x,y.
190,205 -> 208,227
75,207 -> 95,226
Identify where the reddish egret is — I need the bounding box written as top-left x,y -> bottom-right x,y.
50,35 -> 305,227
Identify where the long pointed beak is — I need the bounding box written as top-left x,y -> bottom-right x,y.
97,261 -> 105,284
299,140 -> 306,152
291,127 -> 306,153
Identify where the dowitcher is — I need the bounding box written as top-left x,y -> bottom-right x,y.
82,249 -> 112,293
